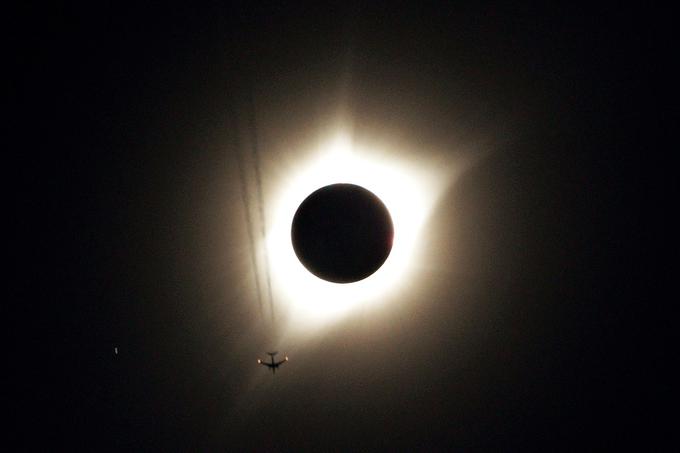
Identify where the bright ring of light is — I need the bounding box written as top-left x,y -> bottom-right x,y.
266,132 -> 444,330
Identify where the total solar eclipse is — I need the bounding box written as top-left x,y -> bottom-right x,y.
291,183 -> 394,283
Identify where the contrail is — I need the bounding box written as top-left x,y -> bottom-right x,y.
232,102 -> 264,319
248,87 -> 276,322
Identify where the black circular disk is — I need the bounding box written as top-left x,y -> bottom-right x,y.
291,183 -> 394,283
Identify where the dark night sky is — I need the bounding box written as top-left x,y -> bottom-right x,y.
14,2 -> 668,450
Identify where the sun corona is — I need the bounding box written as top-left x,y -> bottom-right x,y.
266,132 -> 444,329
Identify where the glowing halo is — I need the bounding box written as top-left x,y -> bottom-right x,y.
266,132 -> 447,329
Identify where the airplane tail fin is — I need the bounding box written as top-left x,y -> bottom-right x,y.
266,351 -> 278,357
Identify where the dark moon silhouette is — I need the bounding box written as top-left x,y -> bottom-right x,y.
291,183 -> 394,283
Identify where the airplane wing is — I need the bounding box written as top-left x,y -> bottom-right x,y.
274,357 -> 288,366
258,360 -> 274,368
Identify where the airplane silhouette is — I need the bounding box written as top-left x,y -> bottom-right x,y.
257,351 -> 288,374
